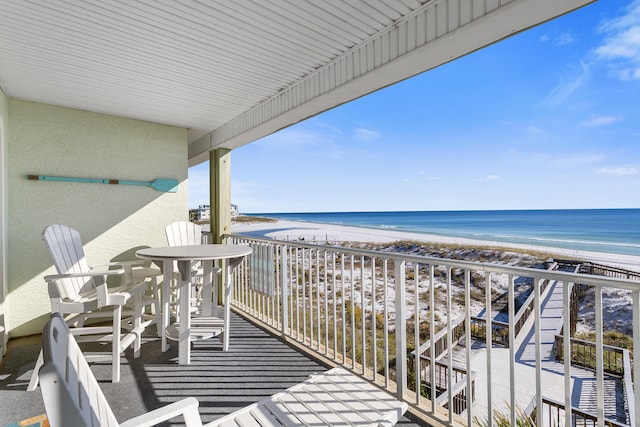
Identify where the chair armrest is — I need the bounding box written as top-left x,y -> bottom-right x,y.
92,260 -> 147,269
120,397 -> 203,427
45,270 -> 133,307
44,269 -> 125,282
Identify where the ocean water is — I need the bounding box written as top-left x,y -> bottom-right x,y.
247,209 -> 640,257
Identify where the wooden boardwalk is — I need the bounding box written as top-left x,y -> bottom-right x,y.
444,279 -> 627,424
0,311 -> 424,426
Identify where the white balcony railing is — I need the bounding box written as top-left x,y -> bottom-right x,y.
225,234 -> 640,427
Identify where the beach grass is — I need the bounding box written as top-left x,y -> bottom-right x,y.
232,215 -> 277,223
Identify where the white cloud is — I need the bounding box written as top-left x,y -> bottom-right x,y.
597,166 -> 639,176
552,153 -> 606,167
539,32 -> 575,46
581,115 -> 622,127
594,0 -> 640,81
527,125 -> 544,134
418,171 -> 437,181
544,61 -> 590,108
474,174 -> 500,182
353,127 -> 381,142
555,33 -> 576,46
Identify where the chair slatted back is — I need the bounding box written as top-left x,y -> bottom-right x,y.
166,221 -> 202,246
43,224 -> 95,301
39,313 -> 120,427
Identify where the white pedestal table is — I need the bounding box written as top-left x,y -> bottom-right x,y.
136,244 -> 252,364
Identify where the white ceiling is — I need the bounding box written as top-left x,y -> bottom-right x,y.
0,0 -> 595,166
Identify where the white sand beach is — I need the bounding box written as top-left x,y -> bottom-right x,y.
231,218 -> 640,272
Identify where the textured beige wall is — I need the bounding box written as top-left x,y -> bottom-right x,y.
0,90 -> 7,351
7,100 -> 189,336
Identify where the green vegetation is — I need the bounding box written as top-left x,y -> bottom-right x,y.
344,240 -> 558,266
474,405 -> 535,427
575,330 -> 633,351
232,215 -> 277,223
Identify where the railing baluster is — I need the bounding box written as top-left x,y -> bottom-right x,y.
280,245 -> 288,336
383,259 -> 389,389
274,244 -> 280,328
416,262 -> 422,406
290,247 -> 295,337
361,255 -> 366,376
296,247 -> 301,340
465,268 -> 473,426
485,271 -> 493,427
634,289 -> 640,427
447,266 -> 453,425
429,264 -> 435,413
564,281 -> 572,427
341,253 -> 346,365
314,248 -> 319,349
596,285 -> 604,426
308,248 -> 313,346
372,256 -> 377,382
258,243 -> 263,320
534,275 -> 542,426
395,259 -> 407,401
313,248 -> 318,350
349,255 -> 356,371
508,274 -> 516,426
323,251 -> 328,356
332,252 -> 337,361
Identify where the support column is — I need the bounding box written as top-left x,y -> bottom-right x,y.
210,148 -> 231,306
209,148 -> 231,244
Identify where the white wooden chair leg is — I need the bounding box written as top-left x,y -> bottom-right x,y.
133,293 -> 142,358
27,349 -> 44,391
112,305 -> 121,383
213,269 -> 219,318
152,276 -> 162,337
162,261 -> 172,352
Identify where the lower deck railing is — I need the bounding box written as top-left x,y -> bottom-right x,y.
225,234 -> 640,427
539,397 -> 629,427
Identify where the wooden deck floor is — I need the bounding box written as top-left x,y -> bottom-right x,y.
0,311 -> 425,426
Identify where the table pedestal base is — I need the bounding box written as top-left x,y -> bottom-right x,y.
165,316 -> 224,342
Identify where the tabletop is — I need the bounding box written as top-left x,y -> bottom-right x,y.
136,244 -> 252,262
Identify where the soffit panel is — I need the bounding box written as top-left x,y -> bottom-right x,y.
0,0 -> 424,142
0,0 -> 596,164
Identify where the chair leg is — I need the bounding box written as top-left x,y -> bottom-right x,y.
112,305 -> 122,383
133,293 -> 142,358
152,276 -> 162,338
27,350 -> 44,391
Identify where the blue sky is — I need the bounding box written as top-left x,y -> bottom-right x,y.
189,0 -> 640,213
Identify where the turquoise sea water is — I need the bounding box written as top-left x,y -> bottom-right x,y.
247,209 -> 640,257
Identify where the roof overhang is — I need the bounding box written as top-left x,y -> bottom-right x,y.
0,0 -> 596,167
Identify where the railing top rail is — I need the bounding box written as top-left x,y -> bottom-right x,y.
227,233 -> 640,290
556,333 -> 627,354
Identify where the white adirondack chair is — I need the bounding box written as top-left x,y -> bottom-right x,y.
39,312 -> 408,427
28,224 -> 159,390
165,221 -> 221,318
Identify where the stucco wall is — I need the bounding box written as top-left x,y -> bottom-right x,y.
0,90 -> 7,352
7,100 -> 188,336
